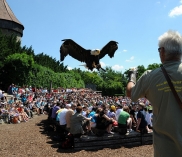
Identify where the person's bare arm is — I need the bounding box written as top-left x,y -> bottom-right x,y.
126,82 -> 135,98
103,114 -> 113,121
126,68 -> 137,98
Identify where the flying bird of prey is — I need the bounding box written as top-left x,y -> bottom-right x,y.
60,39 -> 118,71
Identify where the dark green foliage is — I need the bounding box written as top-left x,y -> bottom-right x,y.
147,63 -> 161,70
34,52 -> 68,72
1,53 -> 34,89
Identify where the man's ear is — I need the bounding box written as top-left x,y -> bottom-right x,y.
160,48 -> 165,62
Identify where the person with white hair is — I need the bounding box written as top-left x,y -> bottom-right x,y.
126,30 -> 182,157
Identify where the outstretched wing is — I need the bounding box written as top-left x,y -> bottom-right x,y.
99,41 -> 118,59
60,39 -> 90,62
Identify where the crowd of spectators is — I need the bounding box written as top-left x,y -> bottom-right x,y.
0,84 -> 153,137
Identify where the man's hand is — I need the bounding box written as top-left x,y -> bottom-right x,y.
128,67 -> 138,84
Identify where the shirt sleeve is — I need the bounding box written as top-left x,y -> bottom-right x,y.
137,111 -> 142,119
131,70 -> 151,102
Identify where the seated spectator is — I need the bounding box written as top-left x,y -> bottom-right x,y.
88,106 -> 98,128
129,104 -> 138,128
0,106 -> 10,123
21,94 -> 27,105
118,106 -> 133,134
70,106 -> 94,137
34,99 -> 41,115
115,104 -> 123,121
8,97 -> 14,105
107,105 -> 116,120
95,107 -> 114,134
57,104 -> 71,135
39,99 -> 46,114
136,102 -> 153,133
82,106 -> 88,117
56,104 -> 64,122
148,107 -> 153,129
51,101 -> 60,120
17,104 -> 29,122
24,103 -> 33,118
65,103 -> 76,131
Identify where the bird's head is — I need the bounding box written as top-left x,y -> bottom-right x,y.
90,49 -> 100,56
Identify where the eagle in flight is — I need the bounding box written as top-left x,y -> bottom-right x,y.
60,39 -> 118,71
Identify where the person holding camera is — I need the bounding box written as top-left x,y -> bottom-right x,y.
126,30 -> 182,157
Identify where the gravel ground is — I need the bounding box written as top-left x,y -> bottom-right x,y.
0,115 -> 154,157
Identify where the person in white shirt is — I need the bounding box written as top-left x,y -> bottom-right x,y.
115,104 -> 123,121
59,107 -> 68,126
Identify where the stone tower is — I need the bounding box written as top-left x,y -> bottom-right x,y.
0,0 -> 24,40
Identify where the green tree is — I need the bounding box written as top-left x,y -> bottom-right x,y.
34,52 -> 68,72
1,53 -> 34,89
147,63 -> 161,70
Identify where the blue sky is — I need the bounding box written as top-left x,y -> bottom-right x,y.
7,0 -> 182,72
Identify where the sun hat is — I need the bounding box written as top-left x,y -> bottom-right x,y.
138,102 -> 145,107
110,105 -> 116,111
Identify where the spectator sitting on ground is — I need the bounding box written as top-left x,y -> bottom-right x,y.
24,103 -> 33,118
17,104 -> 29,122
34,98 -> 42,115
8,97 -> 14,105
21,94 -> 27,105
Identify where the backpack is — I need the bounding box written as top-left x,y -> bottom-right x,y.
60,134 -> 74,149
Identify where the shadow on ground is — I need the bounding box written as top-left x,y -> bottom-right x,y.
36,118 -> 152,153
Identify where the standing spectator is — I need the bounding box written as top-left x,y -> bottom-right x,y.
126,30 -> 182,156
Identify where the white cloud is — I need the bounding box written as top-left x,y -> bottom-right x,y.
67,66 -> 72,70
112,65 -> 124,71
100,61 -> 106,67
156,1 -> 160,4
123,49 -> 127,52
126,56 -> 134,62
169,4 -> 182,17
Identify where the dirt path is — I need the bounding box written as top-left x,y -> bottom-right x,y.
0,114 -> 154,157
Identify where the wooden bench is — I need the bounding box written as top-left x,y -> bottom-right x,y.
74,131 -> 153,151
